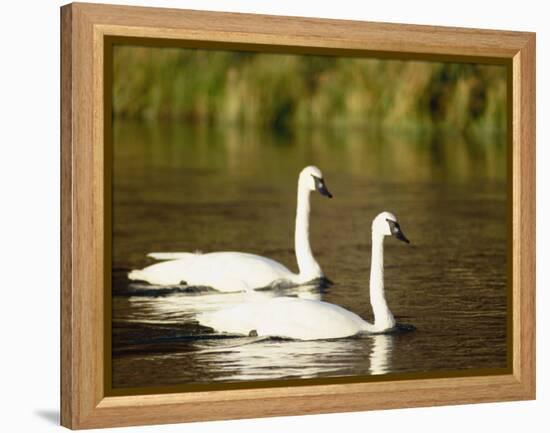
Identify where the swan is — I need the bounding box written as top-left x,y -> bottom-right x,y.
197,212 -> 410,340
128,166 -> 333,292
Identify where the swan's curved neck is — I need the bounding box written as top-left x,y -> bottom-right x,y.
294,182 -> 322,282
369,233 -> 395,331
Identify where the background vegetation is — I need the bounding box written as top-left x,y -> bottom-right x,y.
113,46 -> 507,138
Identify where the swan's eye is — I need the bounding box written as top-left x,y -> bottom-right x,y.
311,174 -> 324,188
386,218 -> 399,232
386,218 -> 410,243
311,174 -> 333,198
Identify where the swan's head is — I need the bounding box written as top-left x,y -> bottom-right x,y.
299,165 -> 332,198
372,212 -> 410,243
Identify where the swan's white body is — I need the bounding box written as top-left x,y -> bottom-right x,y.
128,166 -> 331,292
198,297 -> 374,340
198,212 -> 409,340
129,252 -> 296,292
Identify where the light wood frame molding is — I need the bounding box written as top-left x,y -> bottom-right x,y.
60,2 -> 536,429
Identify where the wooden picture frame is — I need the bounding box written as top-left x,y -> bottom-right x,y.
61,2 -> 535,429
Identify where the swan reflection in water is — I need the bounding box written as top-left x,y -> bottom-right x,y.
368,334 -> 393,375
124,283 -> 323,324
121,285 -> 394,382
188,332 -> 393,381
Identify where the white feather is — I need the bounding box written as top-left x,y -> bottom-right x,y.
128,166 -> 331,292
197,212 -> 407,340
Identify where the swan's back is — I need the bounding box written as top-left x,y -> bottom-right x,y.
129,252 -> 295,291
198,297 -> 370,340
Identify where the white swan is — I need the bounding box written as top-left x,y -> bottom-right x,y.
128,166 -> 333,292
197,212 -> 410,340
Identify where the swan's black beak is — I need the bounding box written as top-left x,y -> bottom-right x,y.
312,175 -> 333,198
394,229 -> 410,244
387,219 -> 410,244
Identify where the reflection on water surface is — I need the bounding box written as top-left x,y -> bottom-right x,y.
112,121 -> 507,389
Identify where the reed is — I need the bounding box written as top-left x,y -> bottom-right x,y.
113,46 -> 507,137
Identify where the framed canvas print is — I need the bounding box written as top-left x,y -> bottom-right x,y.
60,2 -> 536,429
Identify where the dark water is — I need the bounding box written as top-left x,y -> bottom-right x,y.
112,120 -> 508,389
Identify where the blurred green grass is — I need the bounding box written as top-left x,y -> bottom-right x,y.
113,46 -> 507,138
